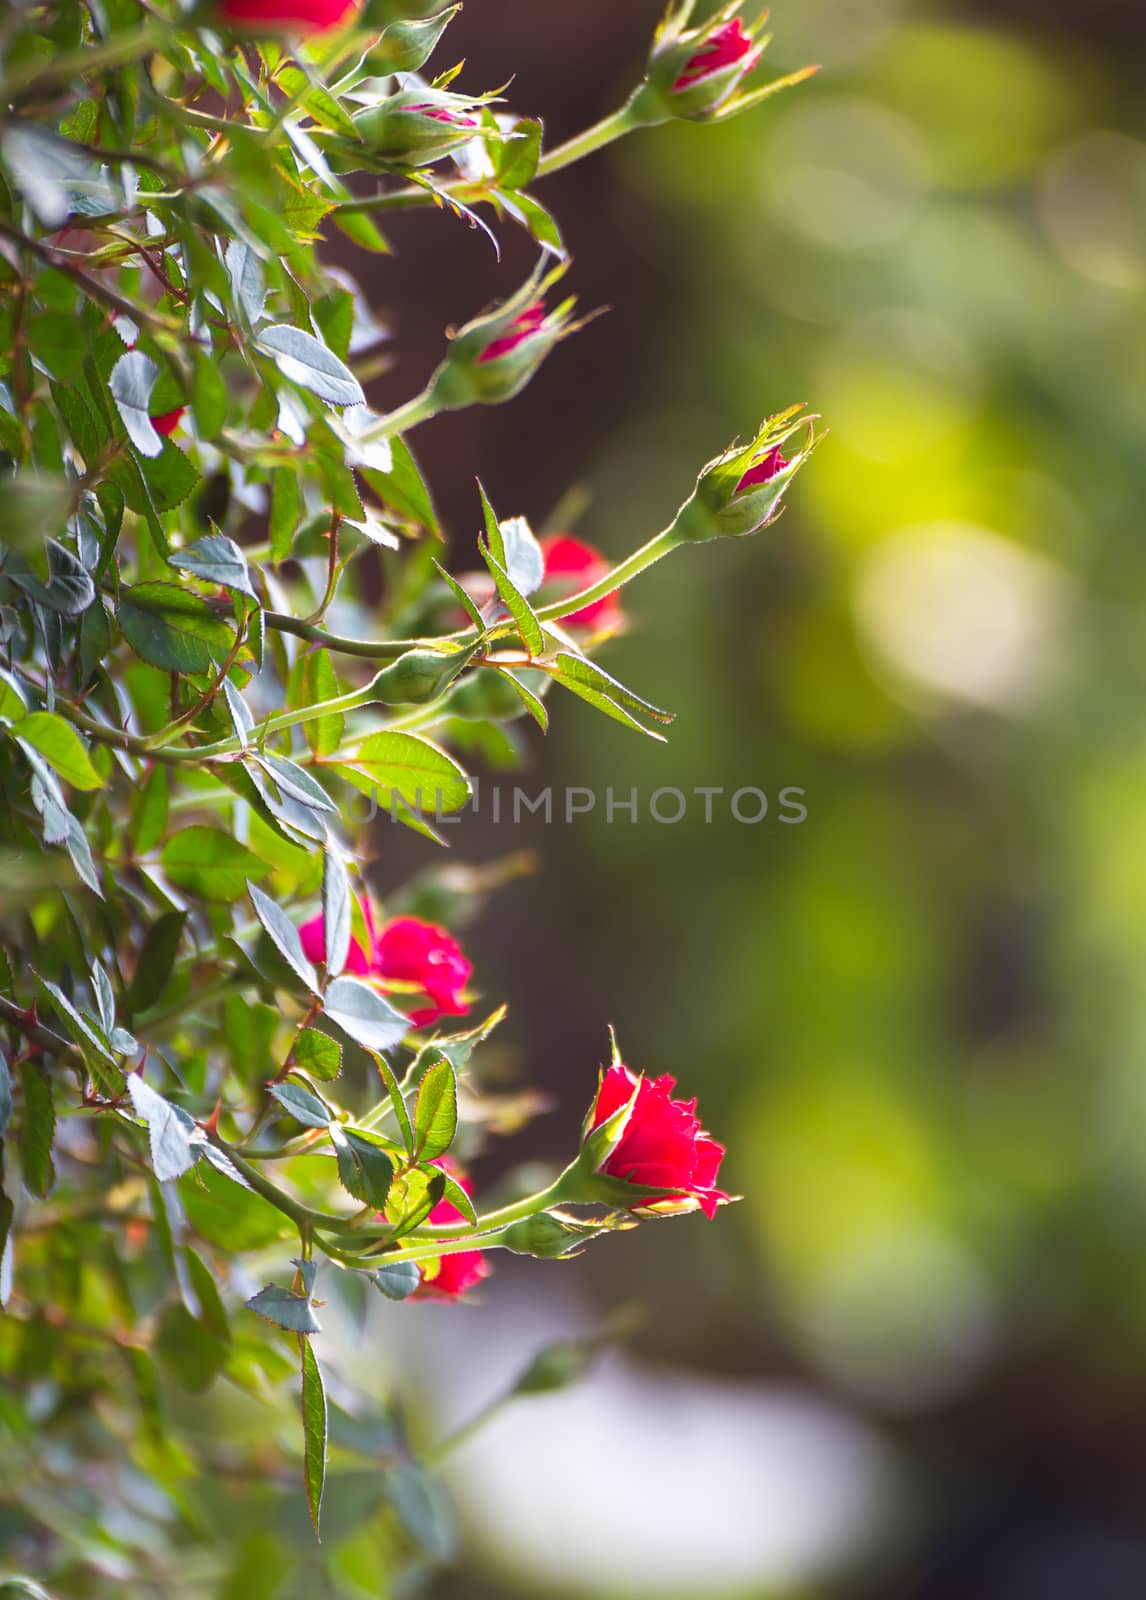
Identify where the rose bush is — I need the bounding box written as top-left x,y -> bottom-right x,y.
0,0 -> 819,1584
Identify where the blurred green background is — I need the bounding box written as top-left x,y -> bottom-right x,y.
366,0 -> 1146,1595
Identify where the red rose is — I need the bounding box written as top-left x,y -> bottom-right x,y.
672,18 -> 759,92
735,446 -> 788,494
413,1160 -> 491,1301
588,1063 -> 729,1219
150,407 -> 185,438
217,0 -> 358,33
372,916 -> 471,1029
540,534 -> 622,630
298,900 -> 470,1029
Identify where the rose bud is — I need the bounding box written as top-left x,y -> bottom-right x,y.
567,1048 -> 731,1219
667,403 -> 819,543
538,535 -> 623,631
217,0 -> 358,33
353,90 -> 484,169
369,642 -> 479,706
299,899 -> 471,1028
150,407 -> 185,439
413,1159 -> 491,1300
426,261 -> 580,411
365,8 -> 460,75
500,1208 -> 617,1259
631,2 -> 818,126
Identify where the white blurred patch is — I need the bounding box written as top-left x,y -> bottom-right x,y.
353,1277 -> 896,1598
855,521 -> 1073,710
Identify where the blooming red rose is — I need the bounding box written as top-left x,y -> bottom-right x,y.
298,900 -> 471,1029
735,446 -> 788,494
540,534 -> 622,630
372,916 -> 471,1029
150,407 -> 185,438
476,302 -> 549,365
217,0 -> 357,33
672,18 -> 759,92
589,1063 -> 729,1219
413,1160 -> 491,1301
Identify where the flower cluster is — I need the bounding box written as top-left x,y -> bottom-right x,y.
0,0 -> 817,1569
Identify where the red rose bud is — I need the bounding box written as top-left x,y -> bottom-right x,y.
413,1160 -> 491,1300
150,407 -> 185,438
539,535 -> 623,631
218,0 -> 358,33
582,1061 -> 730,1220
668,403 -> 819,542
427,260 -> 579,410
632,2 -> 818,126
299,901 -> 471,1028
353,89 -> 485,168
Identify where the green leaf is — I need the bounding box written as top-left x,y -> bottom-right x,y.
385,1166 -> 445,1236
249,881 -> 319,992
256,324 -> 365,408
331,207 -> 391,255
0,1050 -> 11,1138
479,536 -> 544,658
498,188 -> 565,257
322,976 -> 408,1053
548,652 -> 674,741
413,1056 -> 457,1162
14,712 -> 103,790
270,467 -> 303,562
119,582 -> 233,673
360,436 -> 440,537
552,652 -> 675,724
247,1282 -> 321,1334
438,1171 -> 477,1226
499,668 -> 548,732
130,764 -> 169,855
18,1062 -> 55,1197
126,1072 -> 200,1182
181,1161 -> 293,1251
126,911 -> 187,1016
191,347 -> 229,438
370,1261 -> 421,1301
322,846 -> 352,979
0,667 -> 27,723
186,1248 -> 231,1341
109,350 -> 162,457
162,827 -> 270,902
431,558 -> 486,634
155,1301 -> 230,1392
268,1081 -> 330,1129
293,1027 -> 342,1081
300,1336 -> 327,1541
5,538 -> 94,616
345,730 -> 470,814
170,534 -> 257,600
494,116 -> 542,191
331,1124 -> 394,1208
297,650 -> 343,757
78,596 -> 111,685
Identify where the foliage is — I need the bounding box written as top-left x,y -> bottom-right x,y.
0,0 -> 816,1591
